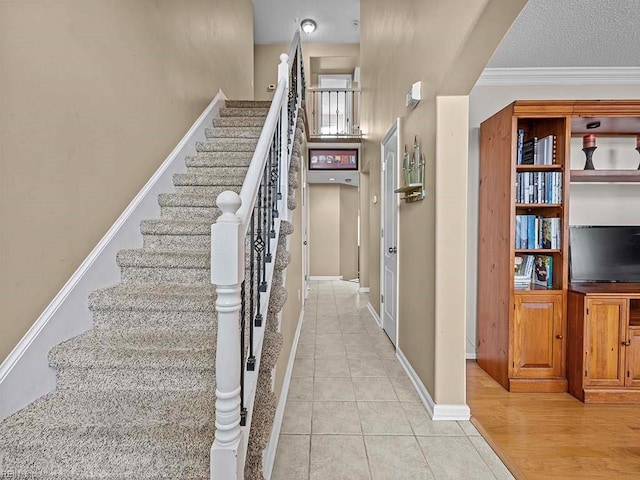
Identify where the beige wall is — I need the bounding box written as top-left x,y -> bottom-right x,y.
339,185 -> 359,281
0,0 -> 254,363
308,183 -> 360,279
274,157 -> 304,397
466,83 -> 640,357
308,184 -> 341,277
254,43 -> 360,101
360,0 -> 525,402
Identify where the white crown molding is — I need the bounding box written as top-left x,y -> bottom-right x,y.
477,67 -> 640,86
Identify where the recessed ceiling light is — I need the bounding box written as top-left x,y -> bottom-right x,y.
300,18 -> 317,34
328,177 -> 336,181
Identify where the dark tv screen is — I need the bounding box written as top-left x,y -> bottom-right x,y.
570,226 -> 640,283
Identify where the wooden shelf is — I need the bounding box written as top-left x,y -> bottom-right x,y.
515,203 -> 562,209
516,164 -> 563,171
394,183 -> 424,203
394,183 -> 422,193
513,285 -> 563,293
515,249 -> 561,254
570,169 -> 640,183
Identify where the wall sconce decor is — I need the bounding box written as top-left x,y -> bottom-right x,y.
395,136 -> 425,203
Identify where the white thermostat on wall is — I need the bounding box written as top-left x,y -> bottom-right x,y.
406,81 -> 421,109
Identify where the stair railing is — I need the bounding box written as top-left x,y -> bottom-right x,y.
210,31 -> 304,480
306,87 -> 361,137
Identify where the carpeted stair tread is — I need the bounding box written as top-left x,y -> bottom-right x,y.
225,100 -> 271,108
1,390 -> 214,432
219,107 -> 269,117
185,165 -> 249,176
187,152 -> 253,167
1,426 -> 211,479
173,171 -> 246,186
213,117 -> 266,128
89,283 -> 215,312
140,220 -> 212,251
116,248 -> 210,268
141,219 -> 213,235
49,330 -> 215,371
205,126 -> 262,138
158,193 -> 219,208
196,138 -> 258,152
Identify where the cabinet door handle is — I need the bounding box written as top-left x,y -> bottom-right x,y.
622,340 -> 631,346
556,335 -> 563,339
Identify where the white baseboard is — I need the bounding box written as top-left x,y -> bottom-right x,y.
358,287 -> 370,293
0,90 -> 228,420
396,347 -> 470,421
309,275 -> 343,281
466,353 -> 477,360
367,302 -> 382,328
263,307 -> 305,479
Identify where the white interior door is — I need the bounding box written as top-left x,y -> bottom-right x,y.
381,120 -> 400,346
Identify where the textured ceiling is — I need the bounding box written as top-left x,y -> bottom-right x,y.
489,0 -> 640,67
254,0 -> 639,68
253,0 -> 360,44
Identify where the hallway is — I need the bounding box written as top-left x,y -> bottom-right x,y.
271,280 -> 513,479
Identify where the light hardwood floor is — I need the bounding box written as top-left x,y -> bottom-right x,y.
467,360 -> 640,480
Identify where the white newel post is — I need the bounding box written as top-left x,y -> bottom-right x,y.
211,191 -> 245,480
279,53 -> 290,221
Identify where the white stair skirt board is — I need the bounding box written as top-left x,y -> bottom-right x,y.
0,90 -> 228,420
262,307 -> 305,480
396,348 -> 471,422
367,302 -> 382,328
308,276 -> 343,281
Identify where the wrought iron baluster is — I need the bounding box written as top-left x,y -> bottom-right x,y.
263,158 -> 272,265
246,210 -> 256,371
277,117 -> 283,201
239,279 -> 247,426
271,130 -> 280,227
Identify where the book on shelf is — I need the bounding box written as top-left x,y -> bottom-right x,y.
515,215 -> 561,249
537,134 -> 557,165
521,137 -> 537,165
516,129 -> 525,165
515,172 -> 562,204
533,255 -> 553,288
514,254 -> 535,287
517,134 -> 556,166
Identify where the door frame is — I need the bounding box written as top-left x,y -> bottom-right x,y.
301,154 -> 310,300
380,118 -> 402,345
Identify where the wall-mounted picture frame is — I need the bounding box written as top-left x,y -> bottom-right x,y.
308,148 -> 358,170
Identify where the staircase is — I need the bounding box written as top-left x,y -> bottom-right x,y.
0,101 -> 272,479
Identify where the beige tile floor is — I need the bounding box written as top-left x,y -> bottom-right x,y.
271,280 -> 515,480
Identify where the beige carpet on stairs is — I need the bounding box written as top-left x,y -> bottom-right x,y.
0,101 -> 304,480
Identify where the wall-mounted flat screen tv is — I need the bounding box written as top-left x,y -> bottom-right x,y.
569,225 -> 640,283
308,148 -> 358,170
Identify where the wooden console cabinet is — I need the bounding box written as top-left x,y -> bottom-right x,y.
567,284 -> 640,404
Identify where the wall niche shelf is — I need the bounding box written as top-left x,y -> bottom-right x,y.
570,169 -> 640,183
394,183 -> 424,203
